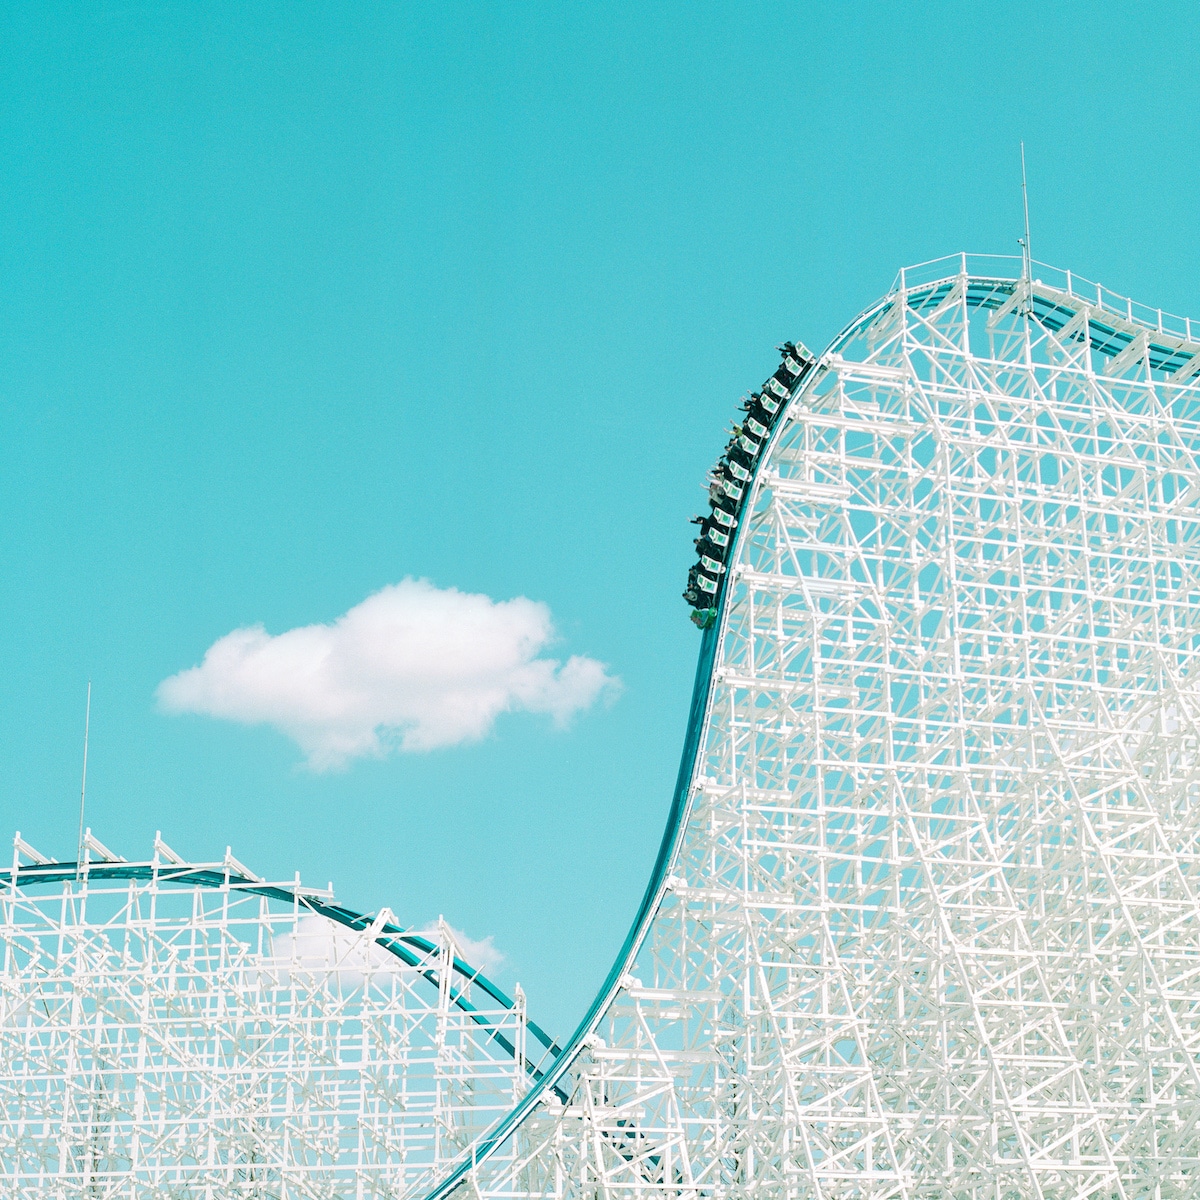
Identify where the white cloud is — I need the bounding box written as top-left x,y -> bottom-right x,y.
157,578 -> 619,770
417,923 -> 504,974
267,915 -> 399,990
260,915 -> 504,993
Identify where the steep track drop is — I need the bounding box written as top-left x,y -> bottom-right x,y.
424,253 -> 1200,1200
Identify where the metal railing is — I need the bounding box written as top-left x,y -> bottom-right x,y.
895,252 -> 1198,345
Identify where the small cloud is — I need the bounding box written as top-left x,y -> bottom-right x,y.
157,578 -> 619,770
418,922 -> 504,974
260,915 -> 504,992
266,915 -> 398,991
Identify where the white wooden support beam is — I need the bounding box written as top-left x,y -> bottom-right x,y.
1170,352 -> 1200,384
153,830 -> 186,865
986,280 -> 1031,330
12,832 -> 50,866
223,845 -> 261,880
1104,329 -> 1149,377
1049,304 -> 1090,348
84,829 -> 125,862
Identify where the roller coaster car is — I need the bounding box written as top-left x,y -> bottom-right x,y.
686,338 -> 815,624
779,340 -> 814,367
742,386 -> 779,412
755,390 -> 782,416
724,456 -> 752,483
747,402 -> 778,430
712,476 -> 744,502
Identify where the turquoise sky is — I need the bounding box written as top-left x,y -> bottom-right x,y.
3,1 -> 1198,1037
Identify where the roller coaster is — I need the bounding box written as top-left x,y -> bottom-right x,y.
6,252 -> 1200,1197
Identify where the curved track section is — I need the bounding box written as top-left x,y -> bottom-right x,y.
0,835 -> 559,1197
427,254 -> 1200,1199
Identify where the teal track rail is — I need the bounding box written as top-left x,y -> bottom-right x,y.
420,622 -> 723,1200
415,254 -> 1200,1200
0,860 -> 567,1100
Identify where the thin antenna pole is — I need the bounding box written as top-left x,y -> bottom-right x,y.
1020,141 -> 1032,279
76,680 -> 91,877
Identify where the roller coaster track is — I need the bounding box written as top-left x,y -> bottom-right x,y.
5,253 -> 1200,1198
0,851 -> 563,1091
417,253 -> 1200,1200
0,834 -> 561,1194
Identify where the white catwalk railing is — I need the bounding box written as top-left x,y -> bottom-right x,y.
895,251 -> 1198,342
